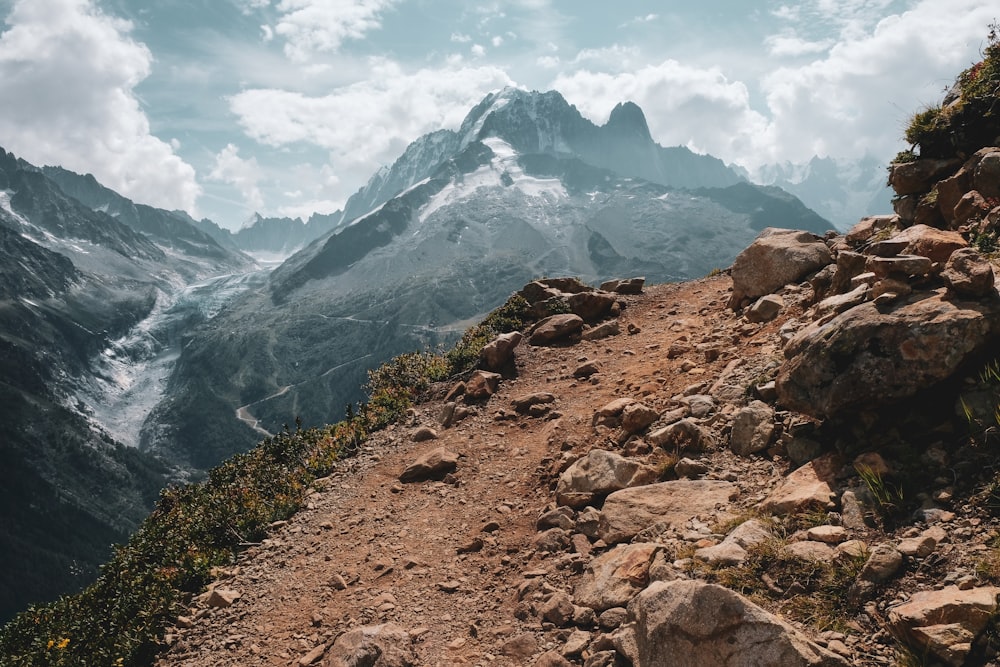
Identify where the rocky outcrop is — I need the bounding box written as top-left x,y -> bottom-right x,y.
529,314 -> 585,345
728,228 -> 833,309
627,581 -> 849,666
776,290 -> 1000,418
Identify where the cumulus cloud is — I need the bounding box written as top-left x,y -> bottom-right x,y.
552,60 -> 771,160
209,144 -> 265,211
759,0 -> 997,166
0,0 -> 200,212
272,0 -> 397,62
764,34 -> 834,57
228,60 -> 514,174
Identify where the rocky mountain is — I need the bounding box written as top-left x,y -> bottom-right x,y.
191,211 -> 345,259
143,88 -> 831,472
0,148 -> 256,622
743,154 -> 895,231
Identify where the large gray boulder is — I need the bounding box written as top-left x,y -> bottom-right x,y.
556,449 -> 657,508
598,480 -> 737,544
728,228 -> 833,309
777,289 -> 1000,418
627,580 -> 849,666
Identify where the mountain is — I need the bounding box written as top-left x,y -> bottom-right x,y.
142,88 -> 831,471
181,211 -> 346,261
0,148 -> 257,622
745,155 -> 894,230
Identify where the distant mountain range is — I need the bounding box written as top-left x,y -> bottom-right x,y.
0,87 -> 834,621
0,148 -> 256,621
142,88 -> 831,472
742,154 -> 894,231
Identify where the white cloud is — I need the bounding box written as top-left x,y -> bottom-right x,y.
491,35 -> 504,47
209,144 -> 265,211
228,59 -> 514,175
553,60 -> 771,160
759,0 -> 997,166
272,0 -> 397,62
450,32 -> 471,43
0,0 -> 201,213
471,43 -> 486,57
619,13 -> 659,28
764,34 -> 834,57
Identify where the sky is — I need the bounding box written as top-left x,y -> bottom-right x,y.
0,0 -> 994,230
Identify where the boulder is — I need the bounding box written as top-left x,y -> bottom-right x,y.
865,254 -> 932,278
648,418 -> 714,451
465,370 -> 501,400
620,402 -> 659,434
410,427 -> 438,442
323,623 -> 415,667
598,480 -> 737,544
628,581 -> 849,666
512,392 -> 556,413
581,320 -> 620,340
890,224 -> 968,264
953,190 -> 991,227
729,400 -> 775,457
975,149 -> 1000,198
568,290 -> 616,321
729,228 -> 833,309
574,543 -> 662,612
888,586 -> 1000,667
746,294 -> 784,323
761,454 -> 838,515
888,158 -> 961,196
777,290 -> 1000,418
845,215 -> 897,246
480,331 -> 523,371
555,449 -> 658,509
399,447 -> 459,483
694,518 -> 772,565
941,247 -> 995,297
600,277 -> 645,294
530,314 -> 584,345
592,397 -> 635,426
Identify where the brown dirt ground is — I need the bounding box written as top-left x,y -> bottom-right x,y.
151,276 -> 829,666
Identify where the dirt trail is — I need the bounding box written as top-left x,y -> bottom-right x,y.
157,277 -> 755,666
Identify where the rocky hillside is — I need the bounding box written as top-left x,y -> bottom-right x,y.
145,89 -> 829,474
143,43 -> 1000,663
149,212 -> 1000,666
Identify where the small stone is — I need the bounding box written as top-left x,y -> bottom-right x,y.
807,525 -> 847,544
205,588 -> 241,608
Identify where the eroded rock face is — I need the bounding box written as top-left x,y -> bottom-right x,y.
628,580 -> 849,667
776,290 -> 1000,418
323,623 -> 416,667
728,228 -> 833,309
